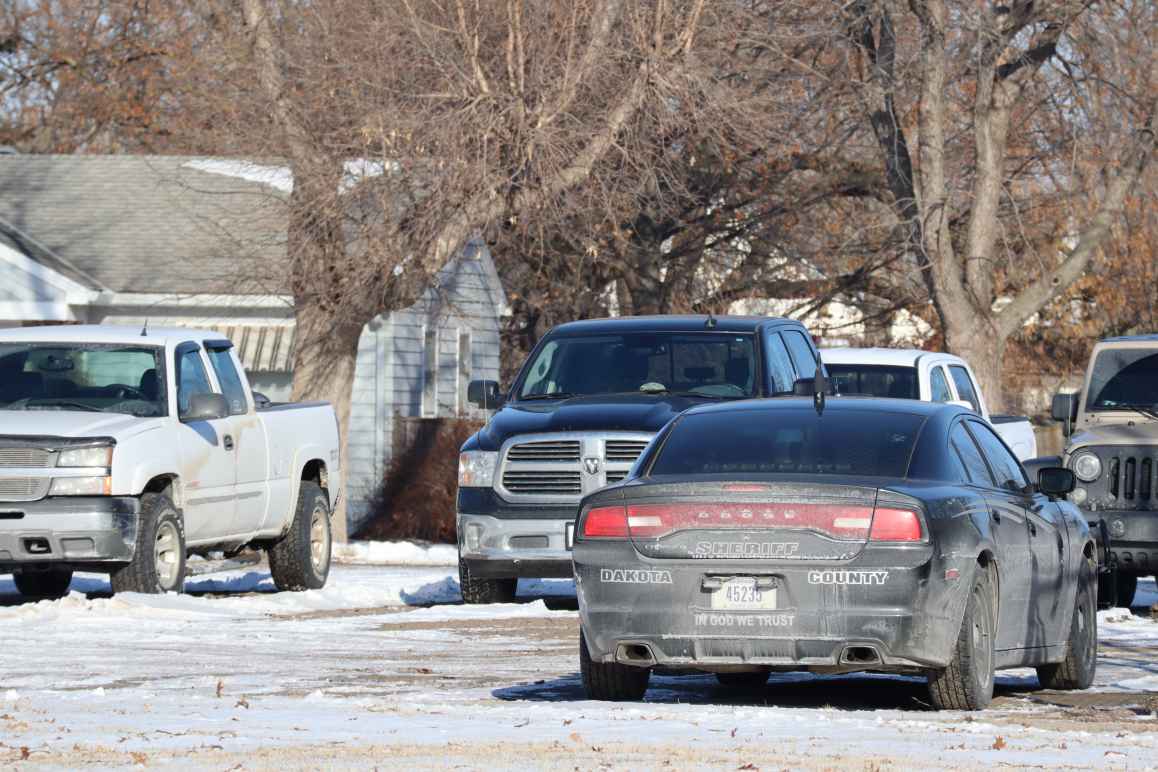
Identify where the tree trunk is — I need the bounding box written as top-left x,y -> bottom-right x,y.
290,302 -> 364,543
944,321 -> 1007,414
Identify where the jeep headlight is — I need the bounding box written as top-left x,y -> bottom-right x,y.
57,445 -> 113,469
1072,452 -> 1102,483
458,451 -> 498,488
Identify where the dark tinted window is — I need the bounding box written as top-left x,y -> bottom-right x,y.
650,408 -> 924,478
949,366 -> 981,412
1087,348 -> 1158,410
763,332 -> 796,394
930,367 -> 953,402
828,365 -> 919,399
950,423 -> 993,486
176,348 -> 214,416
206,345 -> 248,415
965,420 -> 1028,491
782,330 -> 818,377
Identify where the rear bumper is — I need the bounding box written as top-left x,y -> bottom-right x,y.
457,513 -> 575,578
575,541 -> 966,673
0,497 -> 139,568
1094,509 -> 1158,575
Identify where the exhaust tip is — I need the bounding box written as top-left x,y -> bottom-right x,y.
840,645 -> 881,666
615,642 -> 656,666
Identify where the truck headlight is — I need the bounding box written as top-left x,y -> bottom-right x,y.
458,451 -> 498,488
50,476 -> 112,496
57,445 -> 113,469
1072,452 -> 1102,483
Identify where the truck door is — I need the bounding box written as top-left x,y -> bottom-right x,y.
174,343 -> 237,542
204,341 -> 269,535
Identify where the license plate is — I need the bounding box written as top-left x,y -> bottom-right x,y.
711,578 -> 778,611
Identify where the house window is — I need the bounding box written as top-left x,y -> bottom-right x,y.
422,327 -> 438,417
457,330 -> 472,415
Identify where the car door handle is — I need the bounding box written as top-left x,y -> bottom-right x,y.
223,435 -> 235,451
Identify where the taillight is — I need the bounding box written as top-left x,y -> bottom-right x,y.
622,502 -> 875,540
868,507 -> 924,542
581,505 -> 629,538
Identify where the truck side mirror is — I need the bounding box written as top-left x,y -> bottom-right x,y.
182,393 -> 230,422
468,380 -> 504,410
1051,392 -> 1079,436
1037,467 -> 1076,497
252,391 -> 271,409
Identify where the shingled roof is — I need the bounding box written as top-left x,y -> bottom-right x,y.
0,155 -> 289,295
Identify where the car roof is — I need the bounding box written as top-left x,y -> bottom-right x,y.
820,347 -> 960,368
680,395 -> 962,420
1098,334 -> 1158,344
0,324 -> 225,346
548,315 -> 797,335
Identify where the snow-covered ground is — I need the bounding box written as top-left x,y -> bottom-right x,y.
1,548 -> 1156,770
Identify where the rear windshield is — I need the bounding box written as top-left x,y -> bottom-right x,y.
827,365 -> 919,399
649,408 -> 924,478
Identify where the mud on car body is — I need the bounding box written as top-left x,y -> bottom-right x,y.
573,398 -> 1098,710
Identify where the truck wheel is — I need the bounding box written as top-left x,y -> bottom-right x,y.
927,566 -> 995,711
1037,558 -> 1097,690
715,670 -> 770,689
13,567 -> 73,599
1116,573 -> 1137,608
580,629 -> 649,701
458,558 -> 517,604
267,481 -> 332,591
110,493 -> 186,594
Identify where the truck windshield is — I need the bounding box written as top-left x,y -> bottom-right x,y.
1087,347 -> 1158,411
827,365 -> 919,399
0,343 -> 166,417
517,332 -> 758,400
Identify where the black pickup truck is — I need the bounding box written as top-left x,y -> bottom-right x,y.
456,315 -> 823,603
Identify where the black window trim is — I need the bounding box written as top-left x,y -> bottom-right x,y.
948,417 -> 998,489
961,417 -> 1029,493
173,341 -> 220,417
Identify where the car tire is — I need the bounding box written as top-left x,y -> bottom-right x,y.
267,481 -> 332,592
1037,558 -> 1098,691
458,558 -> 517,604
715,670 -> 770,689
579,629 -> 650,701
1115,573 -> 1137,608
110,493 -> 186,595
927,565 -> 996,711
13,567 -> 73,599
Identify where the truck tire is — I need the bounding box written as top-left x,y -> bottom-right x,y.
580,629 -> 650,701
13,567 -> 73,599
715,670 -> 770,689
927,566 -> 995,711
458,559 -> 517,604
110,493 -> 186,595
267,481 -> 332,591
1116,573 -> 1137,608
1037,558 -> 1097,691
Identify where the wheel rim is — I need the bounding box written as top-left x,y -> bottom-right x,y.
310,502 -> 331,576
972,585 -> 994,691
154,520 -> 181,591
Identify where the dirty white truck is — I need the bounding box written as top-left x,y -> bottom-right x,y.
0,325 -> 340,598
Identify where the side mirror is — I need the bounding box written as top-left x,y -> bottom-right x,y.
467,380 -> 504,410
1037,467 -> 1076,497
1051,392 -> 1079,436
252,391 -> 271,409
182,393 -> 230,422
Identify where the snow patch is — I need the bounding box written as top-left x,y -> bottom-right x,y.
183,159 -> 294,193
334,540 -> 458,566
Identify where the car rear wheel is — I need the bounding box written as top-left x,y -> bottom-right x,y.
13,567 -> 73,599
111,493 -> 186,595
267,481 -> 332,591
714,670 -> 770,690
1115,573 -> 1138,608
927,565 -> 995,711
580,629 -> 650,701
458,559 -> 517,604
1037,558 -> 1098,691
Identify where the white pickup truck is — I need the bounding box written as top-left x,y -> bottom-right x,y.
822,348 -> 1038,461
0,325 -> 340,598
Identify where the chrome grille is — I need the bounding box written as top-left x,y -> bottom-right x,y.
605,470 -> 629,485
604,439 -> 649,463
0,477 -> 50,502
507,440 -> 581,462
501,470 -> 582,495
0,447 -> 53,468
